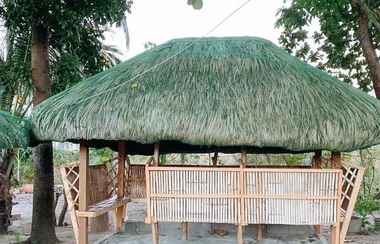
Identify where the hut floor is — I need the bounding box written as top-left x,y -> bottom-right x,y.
97,222 -> 328,244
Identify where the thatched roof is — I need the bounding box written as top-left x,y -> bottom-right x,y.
32,37 -> 380,154
0,111 -> 31,149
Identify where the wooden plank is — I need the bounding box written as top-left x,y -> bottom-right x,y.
147,166 -> 341,173
77,196 -> 128,218
79,143 -> 89,244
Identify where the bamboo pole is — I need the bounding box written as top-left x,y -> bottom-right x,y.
152,143 -> 159,244
313,150 -> 322,237
181,222 -> 189,240
237,150 -> 247,244
79,142 -> 89,244
154,143 -> 160,166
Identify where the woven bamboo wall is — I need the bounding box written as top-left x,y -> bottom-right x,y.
148,168 -> 240,223
146,167 -> 341,225
245,170 -> 340,225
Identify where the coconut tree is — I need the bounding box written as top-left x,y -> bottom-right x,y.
0,1 -> 132,239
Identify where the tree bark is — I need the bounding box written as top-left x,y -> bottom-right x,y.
0,150 -> 14,234
30,15 -> 57,244
353,0 -> 380,98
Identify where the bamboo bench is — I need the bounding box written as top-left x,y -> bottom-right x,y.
77,196 -> 129,218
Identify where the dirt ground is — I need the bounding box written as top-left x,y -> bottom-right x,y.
0,193 -> 379,244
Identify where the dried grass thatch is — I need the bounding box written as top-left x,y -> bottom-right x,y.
0,111 -> 30,149
32,37 -> 380,154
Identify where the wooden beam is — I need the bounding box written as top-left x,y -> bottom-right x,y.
331,152 -> 342,169
79,142 -> 89,244
153,143 -> 160,166
115,141 -> 126,232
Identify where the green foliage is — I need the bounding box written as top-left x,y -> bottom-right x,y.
0,0 -> 133,114
14,147 -> 115,184
187,0 -> 203,10
276,0 -> 380,91
355,149 -> 380,225
89,148 -> 113,165
356,194 -> 379,220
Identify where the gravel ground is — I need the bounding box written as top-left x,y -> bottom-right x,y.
0,194 -> 378,244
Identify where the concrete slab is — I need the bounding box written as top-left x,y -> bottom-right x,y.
98,222 -> 328,244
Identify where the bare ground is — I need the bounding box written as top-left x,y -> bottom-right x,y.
0,193 -> 378,244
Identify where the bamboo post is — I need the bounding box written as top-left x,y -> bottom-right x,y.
313,150 -> 322,237
330,168 -> 343,244
256,224 -> 263,241
154,143 -> 160,166
237,150 -> 247,244
79,143 -> 89,244
181,222 -> 189,240
331,152 -> 342,169
115,141 -> 126,232
152,143 -> 159,244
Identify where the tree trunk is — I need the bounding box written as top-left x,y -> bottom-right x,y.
30,16 -> 57,244
31,144 -> 57,243
353,0 -> 380,98
0,150 -> 14,234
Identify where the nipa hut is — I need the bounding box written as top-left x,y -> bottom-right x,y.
32,37 -> 379,244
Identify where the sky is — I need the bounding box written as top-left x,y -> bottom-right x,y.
105,0 -> 285,60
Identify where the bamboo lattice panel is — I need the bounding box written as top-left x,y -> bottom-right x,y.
244,169 -> 340,225
339,164 -> 365,243
146,166 -> 341,226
